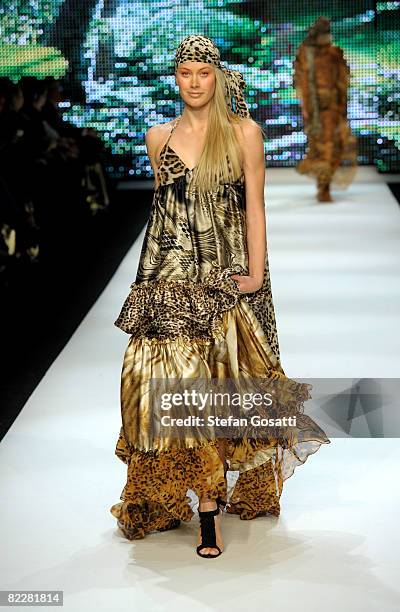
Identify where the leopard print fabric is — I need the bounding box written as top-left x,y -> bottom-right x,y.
174,34 -> 251,118
109,433 -> 284,539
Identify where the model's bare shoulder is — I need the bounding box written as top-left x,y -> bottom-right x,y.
238,116 -> 261,134
145,120 -> 176,142
232,117 -> 264,172
145,119 -> 176,165
145,124 -> 162,161
233,117 -> 263,148
145,120 -> 177,188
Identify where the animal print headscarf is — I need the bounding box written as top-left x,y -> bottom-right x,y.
174,34 -> 251,118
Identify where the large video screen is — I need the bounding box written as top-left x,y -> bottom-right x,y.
0,1 -> 399,178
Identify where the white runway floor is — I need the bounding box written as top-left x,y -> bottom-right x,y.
1,169 -> 400,612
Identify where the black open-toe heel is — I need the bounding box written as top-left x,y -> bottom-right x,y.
216,460 -> 229,510
196,506 -> 223,558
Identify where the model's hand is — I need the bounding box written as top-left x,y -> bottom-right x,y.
230,274 -> 263,293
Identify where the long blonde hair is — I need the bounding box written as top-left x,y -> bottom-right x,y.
181,65 -> 266,194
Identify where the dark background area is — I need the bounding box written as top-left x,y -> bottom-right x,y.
0,183 -> 152,441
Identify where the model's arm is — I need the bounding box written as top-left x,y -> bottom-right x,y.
231,118 -> 266,293
145,125 -> 160,189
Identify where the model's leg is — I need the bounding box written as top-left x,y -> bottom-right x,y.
197,495 -> 224,556
317,176 -> 333,202
196,439 -> 226,556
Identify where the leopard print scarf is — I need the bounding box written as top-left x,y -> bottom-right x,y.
174,34 -> 251,118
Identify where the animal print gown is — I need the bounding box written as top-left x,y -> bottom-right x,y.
109,116 -> 330,540
293,42 -> 358,189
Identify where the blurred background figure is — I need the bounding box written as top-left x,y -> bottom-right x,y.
42,77 -> 110,216
0,77 -> 40,273
293,16 -> 358,202
0,75 -> 112,290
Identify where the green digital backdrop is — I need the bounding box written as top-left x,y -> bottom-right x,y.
0,0 -> 399,178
